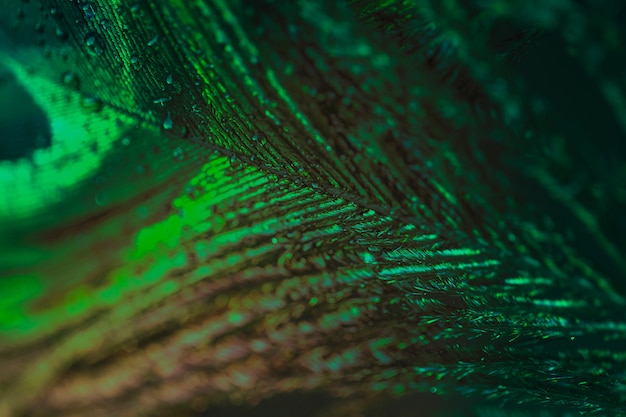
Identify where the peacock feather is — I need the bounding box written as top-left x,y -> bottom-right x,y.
0,1 -> 625,416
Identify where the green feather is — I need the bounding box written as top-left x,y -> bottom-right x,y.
0,1 -> 625,416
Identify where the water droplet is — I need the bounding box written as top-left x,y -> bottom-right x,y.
84,34 -> 95,46
80,95 -> 103,112
84,32 -> 104,56
82,2 -> 96,19
61,71 -> 80,89
162,112 -> 173,130
130,55 -> 139,64
172,147 -> 185,161
147,35 -> 159,46
121,137 -> 131,146
55,25 -> 68,41
166,74 -> 173,85
251,133 -> 267,146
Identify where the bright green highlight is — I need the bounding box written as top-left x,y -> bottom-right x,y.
0,55 -> 130,220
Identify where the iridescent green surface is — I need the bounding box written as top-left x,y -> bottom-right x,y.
0,1 -> 625,416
